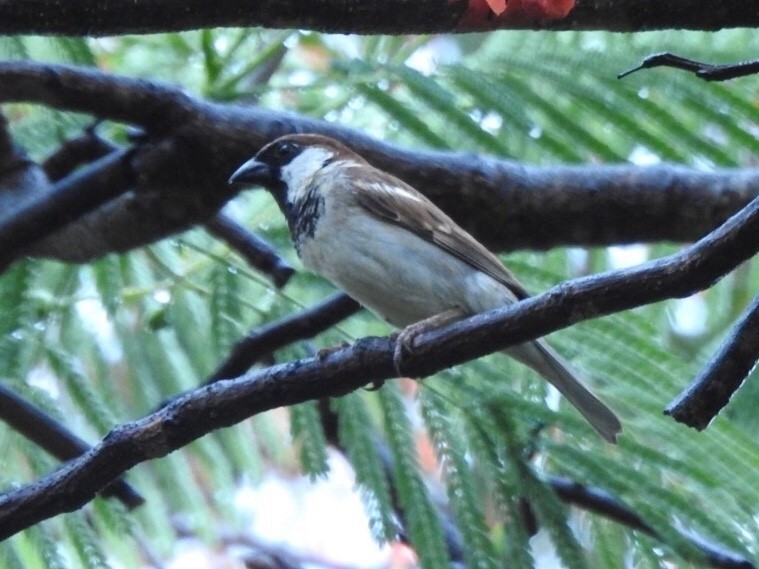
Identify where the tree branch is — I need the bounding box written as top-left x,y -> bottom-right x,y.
0,148 -> 135,271
1,61 -> 758,255
619,53 -> 759,82
547,476 -> 753,569
208,293 -> 361,381
0,384 -> 143,509
1,192 -> 758,539
665,293 -> 759,429
204,213 -> 294,288
0,0 -> 753,36
41,124 -> 117,182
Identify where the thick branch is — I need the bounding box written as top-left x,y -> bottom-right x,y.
1,61 -> 757,254
0,0 -> 753,36
41,125 -> 118,182
1,193 -> 758,538
0,149 -> 135,271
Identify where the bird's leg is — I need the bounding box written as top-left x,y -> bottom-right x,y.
393,308 -> 467,378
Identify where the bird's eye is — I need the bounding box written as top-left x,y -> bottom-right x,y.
275,141 -> 298,159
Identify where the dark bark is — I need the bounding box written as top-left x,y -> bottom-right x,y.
207,293 -> 361,381
0,61 -> 757,264
0,149 -> 135,271
205,213 -> 295,288
0,0 -> 753,36
0,385 -> 143,509
666,294 -> 759,429
620,53 -> 759,82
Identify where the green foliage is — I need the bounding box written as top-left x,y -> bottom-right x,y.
378,384 -> 450,569
290,401 -> 330,479
420,390 -> 499,569
334,393 -> 398,543
3,27 -> 759,569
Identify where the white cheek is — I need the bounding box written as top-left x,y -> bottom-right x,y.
281,147 -> 335,202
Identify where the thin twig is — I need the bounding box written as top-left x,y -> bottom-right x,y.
619,52 -> 759,81
204,212 -> 294,288
208,292 -> 360,381
666,293 -> 759,429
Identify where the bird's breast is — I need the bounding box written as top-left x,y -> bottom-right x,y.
297,206 -> 514,327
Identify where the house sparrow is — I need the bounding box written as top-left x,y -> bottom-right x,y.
229,134 -> 621,442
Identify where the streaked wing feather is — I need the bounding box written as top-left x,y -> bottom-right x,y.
353,173 -> 530,300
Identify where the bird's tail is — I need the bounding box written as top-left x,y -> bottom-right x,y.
505,340 -> 621,443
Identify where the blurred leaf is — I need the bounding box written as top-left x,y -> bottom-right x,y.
290,401 -> 330,479
379,385 -> 450,569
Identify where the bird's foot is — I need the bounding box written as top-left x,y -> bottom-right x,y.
392,309 -> 466,378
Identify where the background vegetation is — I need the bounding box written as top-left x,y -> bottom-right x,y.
2,28 -> 759,568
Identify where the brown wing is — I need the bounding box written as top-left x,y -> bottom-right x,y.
352,171 -> 530,300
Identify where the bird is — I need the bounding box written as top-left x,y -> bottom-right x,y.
229,133 -> 621,442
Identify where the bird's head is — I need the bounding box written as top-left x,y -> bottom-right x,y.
229,134 -> 363,209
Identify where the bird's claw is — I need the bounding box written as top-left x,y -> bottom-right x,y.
392,309 -> 465,378
393,326 -> 420,378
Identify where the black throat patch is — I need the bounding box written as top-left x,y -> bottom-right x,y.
285,182 -> 324,253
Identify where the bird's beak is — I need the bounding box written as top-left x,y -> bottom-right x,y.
228,158 -> 274,187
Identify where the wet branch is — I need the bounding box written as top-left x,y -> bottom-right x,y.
619,52 -> 759,82
0,385 -> 143,509
666,293 -> 759,429
0,0 -> 754,36
204,213 -> 295,289
0,61 -> 758,256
